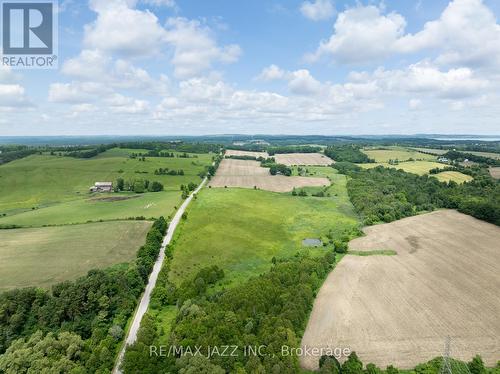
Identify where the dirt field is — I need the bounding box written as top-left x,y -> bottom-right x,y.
274,153 -> 333,166
209,159 -> 329,192
489,167 -> 500,179
301,210 -> 500,369
225,149 -> 269,158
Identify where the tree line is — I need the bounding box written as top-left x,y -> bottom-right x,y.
336,163 -> 500,226
0,218 -> 168,373
114,178 -> 164,193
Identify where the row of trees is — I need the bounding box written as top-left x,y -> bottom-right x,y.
115,178 -> 164,193
154,168 -> 185,175
443,150 -> 500,166
267,145 -> 321,155
0,218 -> 168,373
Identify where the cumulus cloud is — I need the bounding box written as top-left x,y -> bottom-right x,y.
288,69 -> 323,94
306,4 -> 406,64
308,0 -> 500,70
395,0 -> 500,69
256,64 -> 287,81
85,0 -> 167,57
0,84 -> 32,108
164,17 -> 241,78
300,0 -> 335,21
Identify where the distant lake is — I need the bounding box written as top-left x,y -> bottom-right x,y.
432,137 -> 500,141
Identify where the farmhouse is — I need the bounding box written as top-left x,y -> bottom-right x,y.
90,182 -> 113,193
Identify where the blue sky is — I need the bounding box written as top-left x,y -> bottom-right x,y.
1,0 -> 500,135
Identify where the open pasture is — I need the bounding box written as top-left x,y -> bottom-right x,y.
0,149 -> 211,224
274,152 -> 333,166
490,167 -> 500,179
225,149 -> 269,158
0,190 -> 180,226
301,210 -> 500,369
208,159 -> 329,192
432,171 -> 473,184
359,161 -> 446,175
0,220 -> 152,290
169,179 -> 358,287
411,147 -> 448,155
362,148 -> 437,163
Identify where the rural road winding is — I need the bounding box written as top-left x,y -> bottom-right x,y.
113,178 -> 208,374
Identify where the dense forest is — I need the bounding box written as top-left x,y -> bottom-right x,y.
0,218 -> 167,373
324,146 -> 374,163
339,164 -> 500,226
122,252 -> 338,373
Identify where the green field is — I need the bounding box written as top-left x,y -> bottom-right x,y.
168,168 -> 359,287
432,171 -> 474,184
0,149 -> 212,225
359,161 -> 446,175
412,147 -> 500,160
0,220 -> 152,290
362,148 -> 437,163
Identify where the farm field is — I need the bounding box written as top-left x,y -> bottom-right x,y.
358,161 -> 447,175
362,148 -> 437,163
301,210 -> 500,369
490,167 -> 500,179
0,149 -> 211,224
274,152 -> 333,166
0,191 -> 180,226
411,147 -> 448,155
225,149 -> 269,158
467,151 -> 500,160
432,171 -> 473,184
170,170 -> 359,287
0,220 -> 152,290
208,158 -> 330,192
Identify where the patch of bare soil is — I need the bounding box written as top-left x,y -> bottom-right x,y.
301,210 -> 500,369
274,153 -> 334,166
209,159 -> 330,192
89,195 -> 140,202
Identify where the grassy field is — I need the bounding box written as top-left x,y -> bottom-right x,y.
411,147 -> 500,160
410,147 -> 448,155
362,148 -> 437,163
432,171 -> 473,184
358,161 -> 446,175
0,220 -> 152,290
169,168 -> 359,287
0,191 -> 181,226
0,148 -> 212,225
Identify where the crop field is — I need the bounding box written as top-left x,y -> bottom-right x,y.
170,170 -> 359,287
0,149 -> 211,225
0,220 -> 152,290
362,148 -> 437,163
301,210 -> 500,369
274,152 -> 333,166
208,159 -> 330,192
490,167 -> 500,179
225,149 -> 269,158
432,171 -> 473,184
358,161 -> 447,175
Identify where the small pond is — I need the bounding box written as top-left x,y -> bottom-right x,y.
302,238 -> 323,247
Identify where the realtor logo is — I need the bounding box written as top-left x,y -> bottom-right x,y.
1,0 -> 58,68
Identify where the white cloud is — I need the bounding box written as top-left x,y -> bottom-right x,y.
288,69 -> 323,94
395,0 -> 500,69
409,98 -> 422,110
307,5 -> 406,64
164,17 -> 241,78
141,0 -> 176,7
48,82 -> 111,103
300,0 -> 335,21
85,0 -> 167,57
256,64 -> 287,81
309,0 -> 500,70
0,84 -> 32,108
